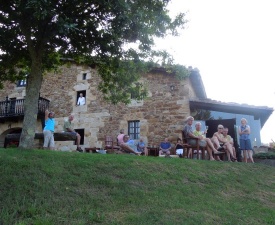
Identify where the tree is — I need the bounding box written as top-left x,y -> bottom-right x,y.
192,109 -> 214,121
0,0 -> 187,149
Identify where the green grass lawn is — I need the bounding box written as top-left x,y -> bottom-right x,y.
0,148 -> 275,225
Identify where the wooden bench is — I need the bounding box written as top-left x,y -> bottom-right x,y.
4,132 -> 77,148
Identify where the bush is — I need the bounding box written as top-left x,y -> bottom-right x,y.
254,152 -> 275,159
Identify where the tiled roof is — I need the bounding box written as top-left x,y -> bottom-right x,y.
189,98 -> 273,127
151,66 -> 273,127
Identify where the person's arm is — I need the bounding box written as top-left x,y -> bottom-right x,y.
244,125 -> 250,134
77,98 -> 80,105
45,109 -> 49,120
66,127 -> 74,132
189,133 -> 198,138
238,127 -> 242,135
214,133 -> 226,143
64,121 -> 74,132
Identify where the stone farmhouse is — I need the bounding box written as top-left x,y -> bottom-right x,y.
0,64 -> 273,151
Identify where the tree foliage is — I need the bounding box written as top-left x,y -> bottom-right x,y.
0,0 -> 187,148
192,109 -> 214,121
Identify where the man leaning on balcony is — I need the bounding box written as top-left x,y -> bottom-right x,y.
43,109 -> 55,150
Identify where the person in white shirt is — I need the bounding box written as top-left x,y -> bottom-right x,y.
77,93 -> 85,105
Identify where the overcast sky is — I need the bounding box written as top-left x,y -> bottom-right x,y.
155,0 -> 275,144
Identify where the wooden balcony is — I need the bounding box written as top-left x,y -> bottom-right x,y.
0,96 -> 50,122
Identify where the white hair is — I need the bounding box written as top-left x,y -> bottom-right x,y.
185,116 -> 194,122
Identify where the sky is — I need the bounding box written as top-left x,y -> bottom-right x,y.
156,0 -> 275,144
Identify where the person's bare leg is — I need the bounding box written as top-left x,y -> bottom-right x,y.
144,147 -> 148,156
248,150 -> 254,163
232,147 -> 236,158
206,145 -> 215,161
231,146 -> 237,162
243,150 -> 247,163
188,148 -> 192,158
224,143 -> 236,161
120,143 -> 139,155
211,137 -> 220,149
77,133 -> 81,148
223,146 -> 231,161
205,138 -> 220,154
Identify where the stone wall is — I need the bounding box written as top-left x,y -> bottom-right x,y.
0,64 -> 196,150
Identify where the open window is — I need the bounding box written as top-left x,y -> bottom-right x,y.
17,75 -> 28,87
82,73 -> 87,80
76,90 -> 86,105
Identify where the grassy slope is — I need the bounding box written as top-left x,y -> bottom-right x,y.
0,148 -> 275,225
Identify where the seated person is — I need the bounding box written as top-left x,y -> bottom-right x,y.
175,138 -> 184,158
211,124 -> 237,162
183,116 -> 223,161
137,138 -> 148,156
222,127 -> 237,162
63,114 -> 83,152
117,129 -> 125,145
159,138 -> 171,157
119,135 -> 139,155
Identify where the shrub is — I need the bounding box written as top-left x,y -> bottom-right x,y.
254,152 -> 275,159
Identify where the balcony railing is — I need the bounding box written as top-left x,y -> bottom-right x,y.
0,96 -> 50,120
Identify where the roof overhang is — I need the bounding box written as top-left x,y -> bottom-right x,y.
190,98 -> 273,128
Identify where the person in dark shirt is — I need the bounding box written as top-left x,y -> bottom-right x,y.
175,138 -> 184,158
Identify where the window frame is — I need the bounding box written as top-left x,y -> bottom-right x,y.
76,90 -> 86,105
82,73 -> 87,80
128,120 -> 140,140
17,79 -> 27,87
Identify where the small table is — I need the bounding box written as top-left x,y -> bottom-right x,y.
147,147 -> 159,156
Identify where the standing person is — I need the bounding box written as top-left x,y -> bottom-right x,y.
238,118 -> 254,163
77,93 -> 85,106
43,109 -> 55,150
175,138 -> 184,158
159,138 -> 171,157
63,114 -> 83,152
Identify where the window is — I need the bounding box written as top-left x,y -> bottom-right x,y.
128,120 -> 140,139
82,73 -> 87,80
17,79 -> 27,87
76,90 -> 86,105
17,74 -> 28,87
74,129 -> 84,145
